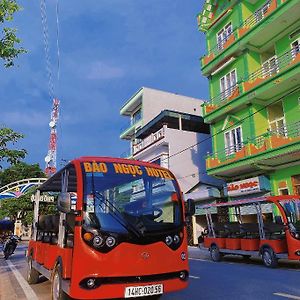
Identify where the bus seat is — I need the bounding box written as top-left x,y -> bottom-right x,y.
224,222 -> 242,238
212,223 -> 227,238
50,215 -> 60,245
263,223 -> 285,240
240,223 -> 259,238
37,215 -> 47,241
43,216 -> 53,243
51,215 -> 60,234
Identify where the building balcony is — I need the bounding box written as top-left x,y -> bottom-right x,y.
133,126 -> 166,155
201,0 -> 300,76
119,119 -> 143,140
203,47 -> 300,123
206,121 -> 300,178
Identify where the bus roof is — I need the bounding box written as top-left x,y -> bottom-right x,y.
199,195 -> 300,209
38,156 -> 174,192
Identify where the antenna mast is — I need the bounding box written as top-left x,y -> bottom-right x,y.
45,98 -> 60,176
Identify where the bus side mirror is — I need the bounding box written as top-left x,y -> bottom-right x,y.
57,192 -> 71,213
186,199 -> 195,217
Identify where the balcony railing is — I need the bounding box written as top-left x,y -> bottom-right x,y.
204,47 -> 300,115
202,0 -> 278,67
133,127 -> 166,155
206,121 -> 300,170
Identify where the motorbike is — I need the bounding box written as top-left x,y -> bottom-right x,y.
3,235 -> 20,259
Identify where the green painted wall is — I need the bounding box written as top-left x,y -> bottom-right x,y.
283,91 -> 300,125
271,165 -> 300,196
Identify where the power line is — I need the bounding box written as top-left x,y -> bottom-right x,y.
166,87 -> 300,162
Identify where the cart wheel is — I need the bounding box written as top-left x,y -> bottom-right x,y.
27,257 -> 40,284
51,265 -> 69,300
262,248 -> 278,268
210,245 -> 222,262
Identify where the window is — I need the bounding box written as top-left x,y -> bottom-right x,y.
291,39 -> 300,59
254,0 -> 271,23
224,126 -> 243,156
220,69 -> 237,100
278,188 -> 289,196
267,101 -> 286,136
262,55 -> 278,78
131,108 -> 142,125
217,23 -> 233,50
292,175 -> 300,196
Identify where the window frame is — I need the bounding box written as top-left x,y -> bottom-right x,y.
219,69 -> 237,100
224,125 -> 243,156
216,22 -> 233,51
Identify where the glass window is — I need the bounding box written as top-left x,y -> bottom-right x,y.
82,162 -> 182,235
291,39 -> 300,58
131,108 -> 142,125
292,175 -> 300,196
267,101 -> 286,136
224,126 -> 243,156
262,55 -> 278,78
220,69 -> 237,100
217,23 -> 232,50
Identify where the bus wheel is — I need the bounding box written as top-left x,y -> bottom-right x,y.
210,245 -> 222,262
262,248 -> 278,268
27,257 -> 40,284
51,265 -> 69,300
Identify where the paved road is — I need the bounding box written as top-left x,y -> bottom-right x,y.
1,245 -> 300,300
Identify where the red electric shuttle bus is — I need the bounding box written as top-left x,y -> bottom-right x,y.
199,195 -> 300,268
27,157 -> 193,299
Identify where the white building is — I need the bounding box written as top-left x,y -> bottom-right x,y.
120,87 -> 222,244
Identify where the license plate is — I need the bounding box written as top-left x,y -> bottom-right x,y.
124,284 -> 163,298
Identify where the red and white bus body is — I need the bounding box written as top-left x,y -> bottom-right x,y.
200,195 -> 300,267
27,157 -> 189,299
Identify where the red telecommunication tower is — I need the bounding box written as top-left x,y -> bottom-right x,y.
45,98 -> 60,176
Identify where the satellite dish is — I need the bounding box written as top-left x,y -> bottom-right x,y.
45,155 -> 51,163
49,121 -> 56,128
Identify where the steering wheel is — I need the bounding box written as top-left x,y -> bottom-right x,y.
141,207 -> 163,219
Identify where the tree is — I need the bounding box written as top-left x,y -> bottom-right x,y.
0,162 -> 47,222
0,161 -> 45,186
0,189 -> 57,224
0,127 -> 27,169
0,0 -> 26,67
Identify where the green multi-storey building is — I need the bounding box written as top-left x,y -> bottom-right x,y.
197,0 -> 300,206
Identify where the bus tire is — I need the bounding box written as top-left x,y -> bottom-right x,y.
51,265 -> 69,300
27,257 -> 40,284
210,245 -> 222,262
262,248 -> 278,268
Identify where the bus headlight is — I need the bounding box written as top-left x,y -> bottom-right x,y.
93,235 -> 104,248
87,278 -> 96,288
173,235 -> 180,244
165,236 -> 173,246
106,236 -> 116,248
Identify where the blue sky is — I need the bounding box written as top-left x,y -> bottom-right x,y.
1,0 -> 207,170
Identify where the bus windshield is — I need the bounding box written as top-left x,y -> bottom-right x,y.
279,199 -> 300,225
82,162 -> 182,236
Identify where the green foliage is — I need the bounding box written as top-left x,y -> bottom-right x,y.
0,190 -> 57,224
0,0 -> 26,67
0,127 -> 27,168
0,163 -> 47,223
0,161 -> 46,186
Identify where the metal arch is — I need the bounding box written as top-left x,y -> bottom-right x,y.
0,178 -> 47,199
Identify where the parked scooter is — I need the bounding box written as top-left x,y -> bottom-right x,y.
3,235 -> 20,259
